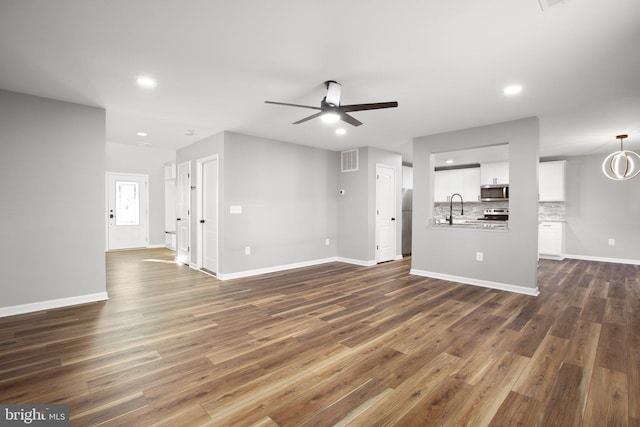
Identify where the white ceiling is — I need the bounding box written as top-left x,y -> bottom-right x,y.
1,0 -> 639,163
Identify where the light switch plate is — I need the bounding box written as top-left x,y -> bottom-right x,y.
230,205 -> 242,214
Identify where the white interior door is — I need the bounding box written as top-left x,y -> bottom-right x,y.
176,161 -> 191,265
107,173 -> 148,250
200,157 -> 218,274
376,164 -> 396,263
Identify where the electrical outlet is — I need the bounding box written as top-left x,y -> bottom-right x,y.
244,246 -> 251,255
325,238 -> 330,246
476,252 -> 484,262
608,238 -> 615,246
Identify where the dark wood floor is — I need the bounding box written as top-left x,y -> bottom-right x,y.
1,248 -> 638,426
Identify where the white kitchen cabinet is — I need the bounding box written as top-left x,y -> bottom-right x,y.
481,162 -> 509,185
539,221 -> 565,259
434,169 -> 460,202
539,161 -> 566,201
462,167 -> 480,202
434,168 -> 480,202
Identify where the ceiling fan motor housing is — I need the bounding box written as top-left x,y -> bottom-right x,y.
325,80 -> 341,107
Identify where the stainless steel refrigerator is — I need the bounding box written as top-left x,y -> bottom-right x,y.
402,188 -> 412,256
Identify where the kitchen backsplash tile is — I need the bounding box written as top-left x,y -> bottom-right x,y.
433,201 -> 508,222
433,201 -> 566,222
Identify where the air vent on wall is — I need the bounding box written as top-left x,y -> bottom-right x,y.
341,149 -> 359,172
538,0 -> 570,11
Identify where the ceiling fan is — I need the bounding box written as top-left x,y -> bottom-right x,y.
265,81 -> 398,127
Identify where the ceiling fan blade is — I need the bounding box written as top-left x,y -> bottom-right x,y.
339,101 -> 398,112
265,101 -> 321,111
340,113 -> 363,127
293,112 -> 323,125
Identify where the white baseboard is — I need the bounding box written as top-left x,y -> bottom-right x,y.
336,257 -> 377,267
0,292 -> 109,318
146,244 -> 166,249
218,257 -> 340,281
409,269 -> 539,296
563,253 -> 640,266
539,253 -> 565,261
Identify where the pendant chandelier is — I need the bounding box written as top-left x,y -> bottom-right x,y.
602,134 -> 640,180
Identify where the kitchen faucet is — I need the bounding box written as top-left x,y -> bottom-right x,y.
448,193 -> 464,225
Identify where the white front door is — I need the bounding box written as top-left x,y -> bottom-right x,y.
375,164 -> 396,263
176,161 -> 191,265
199,156 -> 218,274
106,173 -> 148,250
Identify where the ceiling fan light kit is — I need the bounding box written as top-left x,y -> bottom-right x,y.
265,80 -> 398,127
602,134 -> 640,180
320,112 -> 340,123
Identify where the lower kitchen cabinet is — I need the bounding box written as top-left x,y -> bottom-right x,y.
539,221 -> 565,259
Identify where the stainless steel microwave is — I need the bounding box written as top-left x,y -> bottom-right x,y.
480,184 -> 509,201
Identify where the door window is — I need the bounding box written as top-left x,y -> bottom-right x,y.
116,181 -> 139,226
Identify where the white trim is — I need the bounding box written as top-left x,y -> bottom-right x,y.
336,257 -> 377,267
0,292 -> 109,318
146,244 -> 165,249
539,253 -> 565,261
564,253 -> 640,266
409,269 -> 539,296
195,154 -> 219,273
218,257 -> 340,281
394,255 -> 403,261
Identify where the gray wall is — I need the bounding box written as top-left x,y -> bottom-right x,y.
563,153 -> 640,261
337,148 -> 370,261
412,117 -> 540,291
105,142 -> 176,247
223,132 -> 337,273
337,147 -> 403,263
0,90 -> 106,309
177,131 -> 337,275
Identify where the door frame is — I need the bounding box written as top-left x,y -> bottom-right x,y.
375,163 -> 397,263
105,172 -> 149,251
176,161 -> 191,265
196,154 -> 219,274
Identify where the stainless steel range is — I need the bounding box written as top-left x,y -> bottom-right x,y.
478,208 -> 509,221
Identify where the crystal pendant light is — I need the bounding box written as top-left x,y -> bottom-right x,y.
602,134 -> 640,180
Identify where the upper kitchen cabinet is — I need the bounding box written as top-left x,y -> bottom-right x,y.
480,161 -> 509,185
539,160 -> 566,201
434,167 -> 480,202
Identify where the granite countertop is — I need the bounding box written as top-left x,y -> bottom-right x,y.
429,219 -> 509,231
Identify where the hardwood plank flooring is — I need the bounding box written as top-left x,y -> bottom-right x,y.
1,248 -> 639,426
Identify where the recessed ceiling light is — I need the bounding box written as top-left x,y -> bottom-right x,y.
136,76 -> 157,88
445,159 -> 454,164
185,130 -> 195,136
335,128 -> 346,135
503,85 -> 522,95
136,132 -> 147,137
